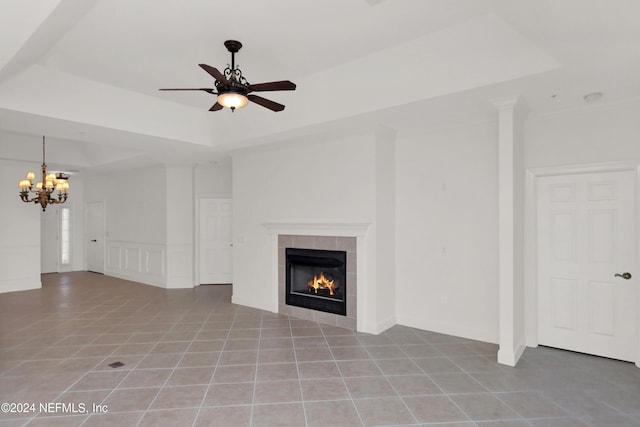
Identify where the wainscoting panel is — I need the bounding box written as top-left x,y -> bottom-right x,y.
105,241 -> 167,287
106,246 -> 122,270
124,247 -> 141,273
146,249 -> 165,278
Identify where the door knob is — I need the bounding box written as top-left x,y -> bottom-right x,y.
90,239 -> 97,242
614,272 -> 632,280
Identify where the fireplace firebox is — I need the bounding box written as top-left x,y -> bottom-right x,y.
285,248 -> 347,316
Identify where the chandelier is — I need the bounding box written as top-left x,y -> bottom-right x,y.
18,136 -> 70,211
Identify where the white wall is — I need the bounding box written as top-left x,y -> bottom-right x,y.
526,98 -> 640,168
374,127 -> 397,330
84,165 -> 169,286
86,165 -> 167,244
6,93 -> 636,350
194,158 -> 232,198
82,162 -> 228,288
0,159 -> 83,293
233,119 -> 500,340
80,158 -> 234,289
395,120 -> 500,343
70,178 -> 85,271
232,131 -> 389,328
79,158 -> 231,288
0,160 -> 41,292
166,165 -> 194,288
523,97 -> 640,348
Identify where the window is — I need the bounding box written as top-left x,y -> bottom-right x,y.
60,207 -> 71,265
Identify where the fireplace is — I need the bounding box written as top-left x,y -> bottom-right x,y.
285,248 -> 347,316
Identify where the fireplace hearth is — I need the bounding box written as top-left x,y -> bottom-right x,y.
286,248 -> 347,316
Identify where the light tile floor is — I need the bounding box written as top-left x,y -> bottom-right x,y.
1,272 -> 639,426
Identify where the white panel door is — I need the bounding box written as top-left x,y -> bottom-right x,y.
41,207 -> 58,273
537,170 -> 636,361
199,198 -> 233,284
86,201 -> 105,274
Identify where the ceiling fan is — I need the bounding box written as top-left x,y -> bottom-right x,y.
160,40 -> 296,112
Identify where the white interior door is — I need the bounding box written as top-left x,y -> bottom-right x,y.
41,207 -> 58,273
537,170 -> 637,362
86,201 -> 105,274
199,198 -> 233,284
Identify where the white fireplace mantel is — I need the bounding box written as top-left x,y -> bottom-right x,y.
262,221 -> 375,333
262,222 -> 371,237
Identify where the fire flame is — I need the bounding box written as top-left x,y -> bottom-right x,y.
308,272 -> 336,296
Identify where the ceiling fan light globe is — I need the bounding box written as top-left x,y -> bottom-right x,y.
217,92 -> 249,110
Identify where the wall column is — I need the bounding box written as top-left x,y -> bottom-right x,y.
166,165 -> 195,288
493,96 -> 526,366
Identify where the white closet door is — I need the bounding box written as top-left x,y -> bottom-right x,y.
537,170 -> 636,362
199,198 -> 233,284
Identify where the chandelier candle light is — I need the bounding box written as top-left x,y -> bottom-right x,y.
18,136 -> 69,211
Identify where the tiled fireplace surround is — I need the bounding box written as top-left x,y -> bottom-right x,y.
278,234 -> 357,330
263,222 -> 373,333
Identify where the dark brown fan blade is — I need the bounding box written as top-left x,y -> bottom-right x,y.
159,88 -> 216,94
248,95 -> 285,112
209,102 -> 223,111
199,64 -> 228,83
248,80 -> 296,92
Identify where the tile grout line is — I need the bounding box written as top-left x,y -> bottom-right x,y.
247,310 -> 263,427
5,275 -> 640,426
47,297 -> 141,427
124,310 -> 215,427
291,316 -> 310,427
395,330 -> 476,425
364,330 -> 432,426
187,308 -> 229,427
327,328 -> 367,427
128,312 -> 192,427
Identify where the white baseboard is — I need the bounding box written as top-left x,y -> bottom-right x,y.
232,293 -> 273,313
165,279 -> 195,289
395,314 -> 498,344
498,342 -> 526,367
373,315 -> 396,335
105,270 -> 166,288
0,278 -> 41,293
